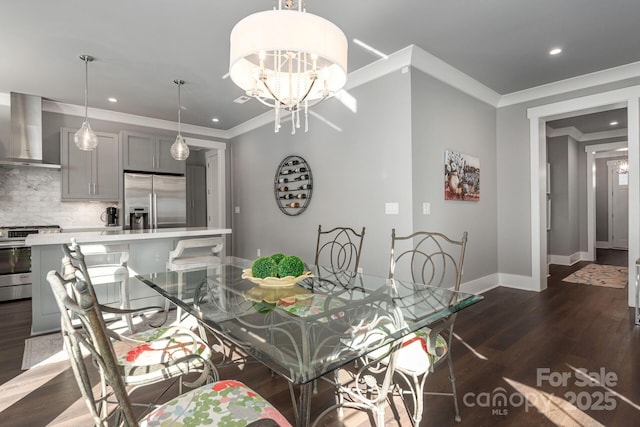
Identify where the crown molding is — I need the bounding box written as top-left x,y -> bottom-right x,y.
499,61 -> 640,108
546,125 -> 628,142
42,100 -> 228,139
585,141 -> 627,153
546,125 -> 583,141
581,128 -> 628,141
4,46 -> 640,139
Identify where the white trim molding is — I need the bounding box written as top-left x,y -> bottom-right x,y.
549,252 -> 587,266
460,273 -> 500,295
497,273 -> 538,292
529,85 -> 640,306
42,100 -> 228,140
500,60 -> 640,108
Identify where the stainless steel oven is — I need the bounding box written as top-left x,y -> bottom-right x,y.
0,226 -> 60,301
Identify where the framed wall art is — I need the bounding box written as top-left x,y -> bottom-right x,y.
444,150 -> 480,201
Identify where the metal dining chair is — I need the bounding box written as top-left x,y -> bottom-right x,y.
58,241 -> 215,391
69,239 -> 134,332
47,256 -> 291,426
314,225 -> 365,284
388,229 -> 468,425
312,299 -> 407,427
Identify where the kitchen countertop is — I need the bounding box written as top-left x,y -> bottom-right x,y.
26,227 -> 232,246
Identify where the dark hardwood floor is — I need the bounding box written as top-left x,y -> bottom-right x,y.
1,249 -> 638,426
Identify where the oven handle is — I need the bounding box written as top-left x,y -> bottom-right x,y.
0,241 -> 27,248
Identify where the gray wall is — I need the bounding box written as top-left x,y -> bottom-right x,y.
410,70 -> 498,281
497,76 -> 640,277
595,155 -> 628,242
547,134 -> 581,257
229,69 -> 413,278
595,157 -> 610,242
0,104 -> 9,157
229,67 -> 497,282
548,136 -> 570,255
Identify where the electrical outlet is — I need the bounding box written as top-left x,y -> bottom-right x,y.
257,249 -> 261,257
235,206 -> 240,214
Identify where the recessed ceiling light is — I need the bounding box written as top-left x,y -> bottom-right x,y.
212,117 -> 220,123
108,97 -> 118,103
549,47 -> 562,55
610,121 -> 619,126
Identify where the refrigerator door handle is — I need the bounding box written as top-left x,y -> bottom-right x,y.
148,193 -> 154,228
153,192 -> 158,229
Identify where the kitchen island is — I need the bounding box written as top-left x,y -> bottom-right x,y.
27,227 -> 231,335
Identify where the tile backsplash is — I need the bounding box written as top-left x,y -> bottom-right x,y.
0,166 -> 118,228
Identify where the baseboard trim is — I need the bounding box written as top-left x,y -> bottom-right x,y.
498,273 -> 540,292
549,252 -> 587,266
461,273 -> 541,293
460,273 -> 500,294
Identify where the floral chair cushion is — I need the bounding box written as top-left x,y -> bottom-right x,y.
112,326 -> 212,386
394,328 -> 449,375
141,379 -> 291,426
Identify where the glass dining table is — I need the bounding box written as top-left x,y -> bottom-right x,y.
136,257 -> 483,427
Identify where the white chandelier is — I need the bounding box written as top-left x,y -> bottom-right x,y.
229,0 -> 347,134
617,159 -> 629,174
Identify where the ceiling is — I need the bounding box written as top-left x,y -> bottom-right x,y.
2,0 -> 639,133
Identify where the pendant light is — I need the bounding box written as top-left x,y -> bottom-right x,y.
170,79 -> 190,161
74,55 -> 99,151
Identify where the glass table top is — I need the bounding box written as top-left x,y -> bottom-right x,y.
136,257 -> 483,385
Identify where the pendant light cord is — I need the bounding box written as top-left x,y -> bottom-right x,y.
79,55 -> 94,122
177,81 -> 182,135
83,57 -> 89,121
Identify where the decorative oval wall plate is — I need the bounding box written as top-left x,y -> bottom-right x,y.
274,155 -> 313,216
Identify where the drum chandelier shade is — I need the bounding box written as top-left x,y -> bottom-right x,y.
74,55 -> 99,151
229,1 -> 347,134
170,79 -> 190,161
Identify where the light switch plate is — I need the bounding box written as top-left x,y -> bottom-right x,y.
234,206 -> 240,214
423,202 -> 430,215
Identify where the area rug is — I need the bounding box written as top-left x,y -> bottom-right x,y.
561,264 -> 628,288
21,332 -> 71,370
22,310 -> 178,370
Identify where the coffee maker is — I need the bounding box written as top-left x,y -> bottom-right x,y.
100,206 -> 119,226
105,207 -> 118,226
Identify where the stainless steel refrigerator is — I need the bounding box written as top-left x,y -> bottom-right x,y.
123,173 -> 186,229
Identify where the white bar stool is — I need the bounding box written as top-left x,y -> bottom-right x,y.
165,237 -> 224,325
69,239 -> 133,332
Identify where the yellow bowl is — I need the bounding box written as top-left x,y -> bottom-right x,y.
241,269 -> 314,288
243,285 -> 312,304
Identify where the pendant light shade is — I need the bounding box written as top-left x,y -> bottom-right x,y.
229,0 -> 347,134
74,55 -> 99,151
170,79 -> 189,161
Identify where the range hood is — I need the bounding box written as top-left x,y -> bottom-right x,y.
0,92 -> 60,169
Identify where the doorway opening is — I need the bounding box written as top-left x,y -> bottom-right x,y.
528,86 -> 640,307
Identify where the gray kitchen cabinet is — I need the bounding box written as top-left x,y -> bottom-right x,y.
121,131 -> 186,175
186,165 -> 207,226
60,127 -> 121,201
